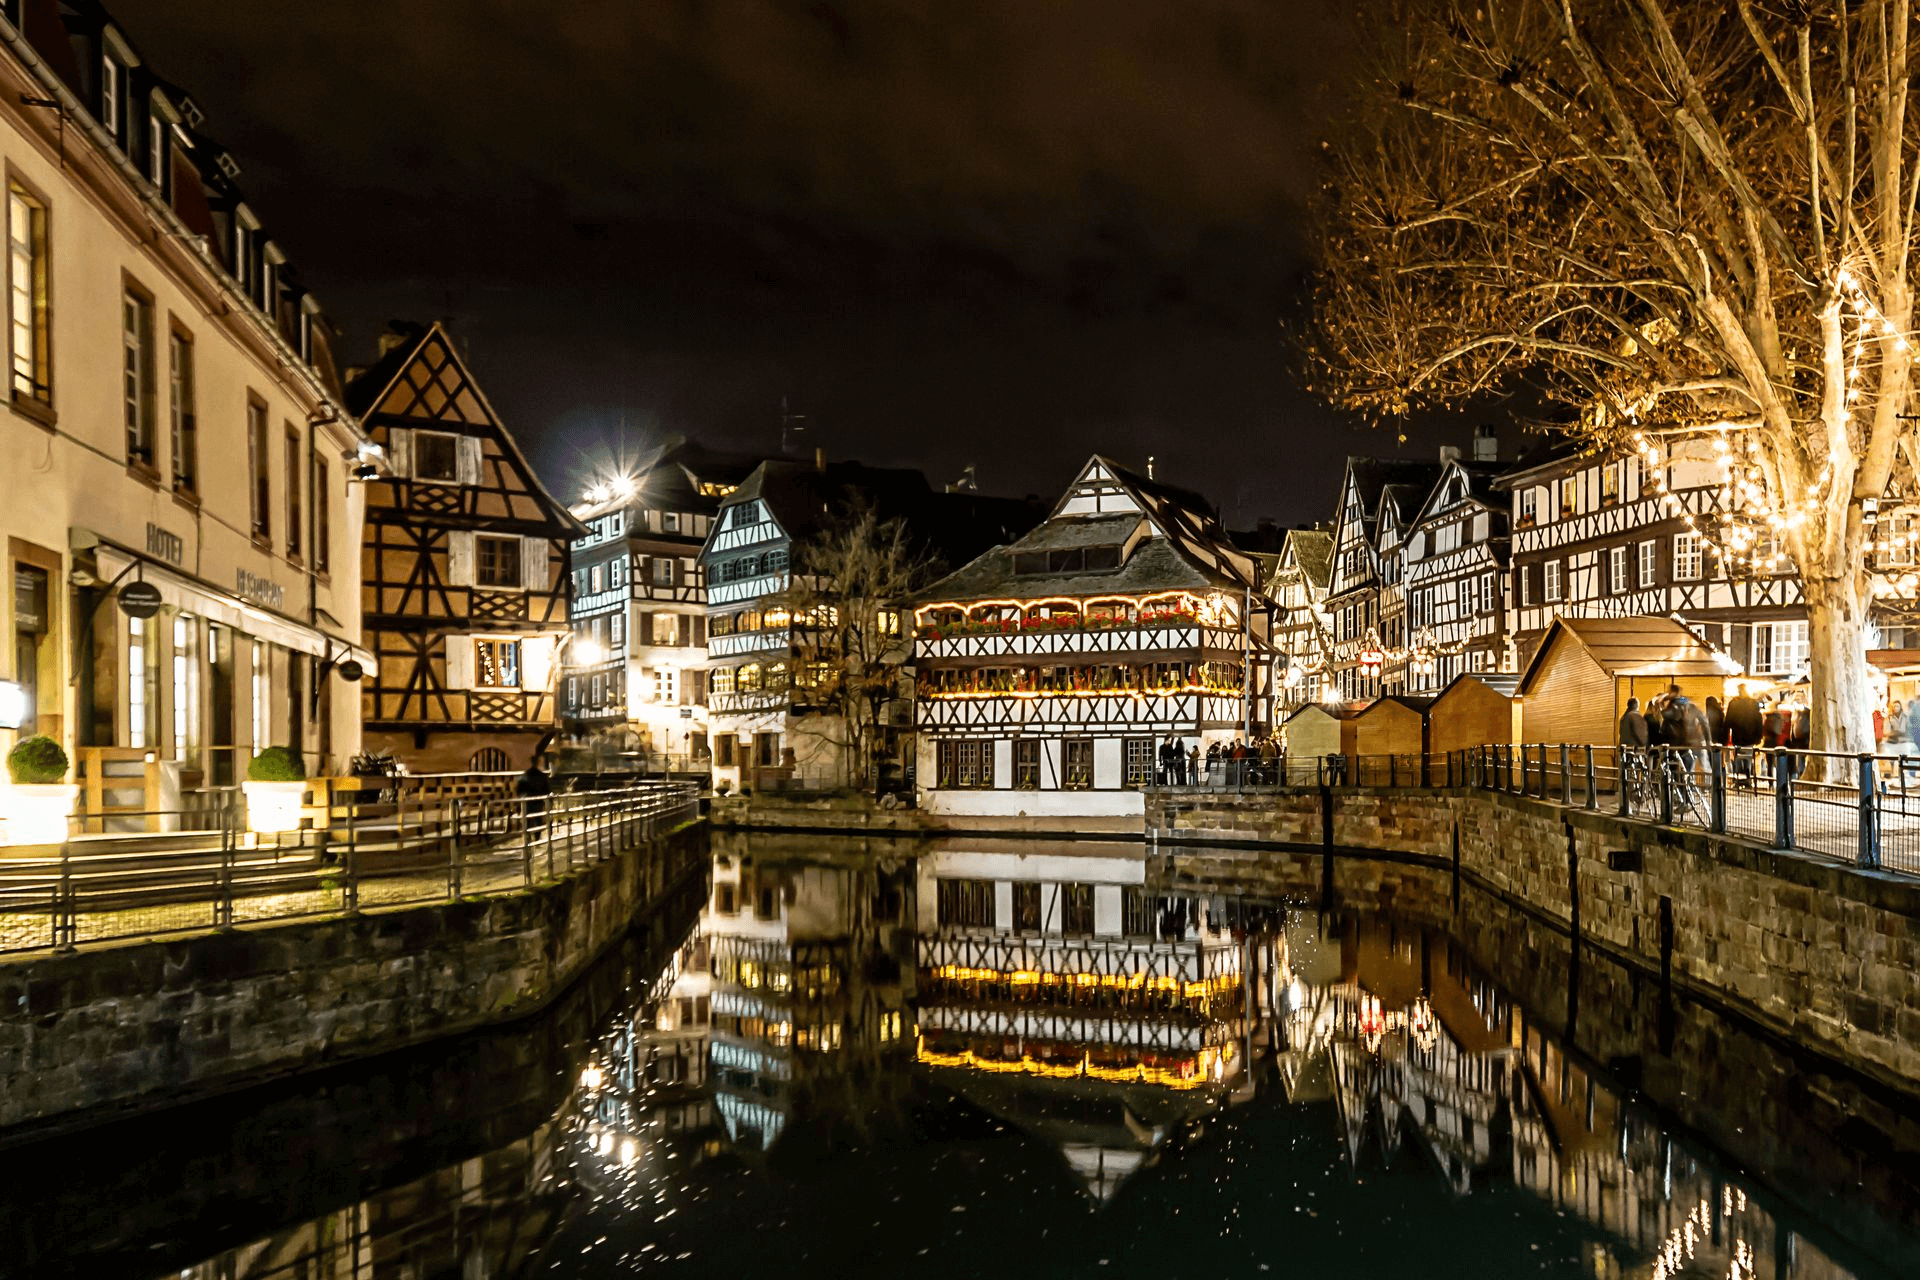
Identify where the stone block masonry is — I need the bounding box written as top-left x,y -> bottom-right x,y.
1150,787 -> 1920,1089
0,820 -> 707,1137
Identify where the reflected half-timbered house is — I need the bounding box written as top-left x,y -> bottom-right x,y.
915,844 -> 1259,1200
910,456 -> 1271,824
348,323 -> 586,772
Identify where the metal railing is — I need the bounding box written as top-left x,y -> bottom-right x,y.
1153,752 -> 1470,791
0,781 -> 699,957
1471,743 -> 1920,875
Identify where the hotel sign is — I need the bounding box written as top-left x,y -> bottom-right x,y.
145,522 -> 184,566
236,569 -> 284,608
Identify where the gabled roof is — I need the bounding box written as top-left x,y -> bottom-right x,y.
1283,529 -> 1335,588
1345,458 -> 1449,522
1433,671 -> 1521,700
1492,432 -> 1603,488
713,458 -> 1040,574
345,321 -> 586,538
914,455 -> 1259,605
1517,616 -> 1738,693
1285,702 -> 1365,724
1357,694 -> 1434,718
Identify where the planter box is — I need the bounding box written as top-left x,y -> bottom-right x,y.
1,782 -> 77,846
242,780 -> 306,834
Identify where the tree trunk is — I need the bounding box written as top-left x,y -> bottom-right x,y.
1802,571 -> 1876,769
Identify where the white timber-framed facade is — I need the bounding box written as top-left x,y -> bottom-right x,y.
910,456 -> 1271,822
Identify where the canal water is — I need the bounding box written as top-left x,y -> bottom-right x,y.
3,832 -> 1917,1279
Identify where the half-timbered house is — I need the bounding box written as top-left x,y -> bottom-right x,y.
1324,458 -> 1445,703
563,443 -> 764,770
910,456 -> 1271,824
347,323 -> 586,772
1396,459 -> 1511,695
1499,437 -> 1807,678
1270,528 -> 1333,712
699,456 -> 1037,794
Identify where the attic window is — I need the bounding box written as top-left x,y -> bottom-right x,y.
1013,545 -> 1123,575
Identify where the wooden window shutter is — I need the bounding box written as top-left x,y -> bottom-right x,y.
444,636 -> 474,689
692,614 -> 706,646
387,428 -> 413,478
521,537 -> 549,591
447,530 -> 476,586
456,436 -> 483,485
638,611 -> 653,646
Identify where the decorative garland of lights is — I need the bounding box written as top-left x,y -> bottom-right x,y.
914,590 -> 1238,631
1625,265 -> 1920,597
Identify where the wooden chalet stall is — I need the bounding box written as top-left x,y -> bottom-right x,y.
1426,673 -> 1520,756
1516,616 -> 1735,747
349,324 -> 588,773
1351,695 -> 1432,782
1283,703 -> 1360,772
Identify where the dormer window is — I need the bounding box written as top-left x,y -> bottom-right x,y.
147,114 -> 167,188
100,54 -> 123,140
1012,545 -> 1122,575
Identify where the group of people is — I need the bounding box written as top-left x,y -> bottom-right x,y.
1156,736 -> 1285,787
1619,684 -> 1813,755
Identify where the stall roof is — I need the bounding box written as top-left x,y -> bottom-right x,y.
1356,694 -> 1434,717
1435,671 -> 1521,699
1517,616 -> 1737,692
1285,702 -> 1366,724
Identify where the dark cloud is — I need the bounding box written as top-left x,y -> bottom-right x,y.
108,0 -> 1475,525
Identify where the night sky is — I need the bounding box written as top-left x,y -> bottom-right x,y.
111,0 -> 1478,528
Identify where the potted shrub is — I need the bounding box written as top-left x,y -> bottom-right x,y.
243,746 -> 308,834
3,735 -> 74,846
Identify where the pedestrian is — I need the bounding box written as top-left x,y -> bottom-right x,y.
1189,744 -> 1201,787
1705,696 -> 1725,747
1619,697 -> 1650,754
1206,741 -> 1221,787
1887,700 -> 1916,791
1725,683 -> 1763,787
515,755 -> 554,836
1157,739 -> 1174,786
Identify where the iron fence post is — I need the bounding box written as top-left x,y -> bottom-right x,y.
522,797 -> 535,888
1859,754 -> 1881,869
1618,746 -> 1630,818
1709,747 -> 1726,833
55,837 -> 72,950
449,797 -> 463,899
1773,750 -> 1795,850
1559,743 -> 1572,806
1658,749 -> 1674,826
343,796 -> 360,914
1584,745 -> 1597,810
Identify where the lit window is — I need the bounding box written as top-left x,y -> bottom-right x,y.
7,182 -> 49,412
1608,546 -> 1627,593
1638,540 -> 1655,587
1673,533 -> 1703,581
169,329 -> 196,495
1544,561 -> 1563,602
475,639 -> 522,688
99,55 -> 122,139
284,425 -> 302,560
1062,738 -> 1094,790
123,284 -> 155,469
654,557 -> 675,586
172,614 -> 199,763
248,396 -> 270,540
656,666 -> 680,704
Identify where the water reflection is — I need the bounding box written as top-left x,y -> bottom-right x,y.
30,835 -> 1913,1279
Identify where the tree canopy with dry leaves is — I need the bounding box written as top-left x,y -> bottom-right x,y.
1312,0 -> 1920,754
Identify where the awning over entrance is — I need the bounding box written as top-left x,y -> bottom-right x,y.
95,544 -> 372,668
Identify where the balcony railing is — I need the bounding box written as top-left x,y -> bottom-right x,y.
708,629 -> 791,659
917,622 -> 1242,660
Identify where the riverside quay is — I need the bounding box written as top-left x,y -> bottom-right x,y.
8,2 -> 1920,1279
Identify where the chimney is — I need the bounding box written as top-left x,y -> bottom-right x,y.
1473,424 -> 1499,462
375,325 -> 412,356
1439,444 -> 1463,464
814,446 -> 826,472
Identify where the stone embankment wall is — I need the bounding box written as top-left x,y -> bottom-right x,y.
711,793 -> 1143,836
1150,787 -> 1920,1087
0,821 -> 707,1137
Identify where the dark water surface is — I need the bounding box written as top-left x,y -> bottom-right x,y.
2,832 -> 1917,1279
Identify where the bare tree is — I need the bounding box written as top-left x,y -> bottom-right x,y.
781,506 -> 937,792
1312,0 -> 1920,756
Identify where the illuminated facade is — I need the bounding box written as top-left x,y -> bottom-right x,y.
1270,528 -> 1333,713
563,444 -> 762,769
0,2 -> 372,789
911,456 -> 1272,821
1391,457 -> 1512,695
